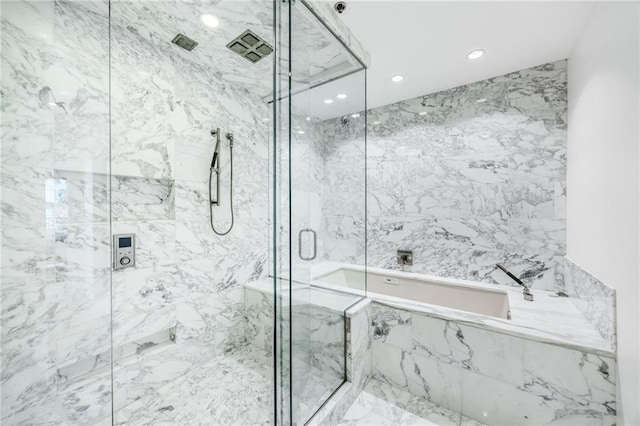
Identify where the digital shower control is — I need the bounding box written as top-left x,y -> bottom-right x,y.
113,233 -> 135,270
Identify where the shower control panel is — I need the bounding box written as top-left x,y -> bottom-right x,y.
113,234 -> 135,270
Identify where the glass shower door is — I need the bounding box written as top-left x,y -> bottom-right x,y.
274,1 -> 367,424
109,1 -> 276,424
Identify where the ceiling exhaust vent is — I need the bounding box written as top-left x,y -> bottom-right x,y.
171,33 -> 198,51
226,30 -> 273,64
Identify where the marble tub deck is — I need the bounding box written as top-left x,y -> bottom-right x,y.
309,263 -> 614,357
338,379 -> 484,426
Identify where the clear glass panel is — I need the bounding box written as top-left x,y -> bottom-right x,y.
1,0 -> 112,424
272,1 -> 367,424
2,0 -> 365,424
308,69 -> 367,290
108,1 -> 275,424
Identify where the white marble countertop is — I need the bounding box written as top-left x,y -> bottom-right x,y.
246,262 -> 614,357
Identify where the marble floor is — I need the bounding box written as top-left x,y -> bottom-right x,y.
338,380 -> 485,426
115,344 -> 274,426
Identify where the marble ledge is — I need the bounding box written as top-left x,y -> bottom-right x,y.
345,297 -> 371,317
311,262 -> 614,358
245,277 -> 362,314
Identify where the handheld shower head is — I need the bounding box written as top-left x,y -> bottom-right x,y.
209,128 -> 235,236
210,129 -> 220,171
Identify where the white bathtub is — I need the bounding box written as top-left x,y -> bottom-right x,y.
313,267 -> 511,320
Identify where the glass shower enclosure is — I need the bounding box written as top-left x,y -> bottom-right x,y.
273,1 -> 367,424
0,0 -> 365,424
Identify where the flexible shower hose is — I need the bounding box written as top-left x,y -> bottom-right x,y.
209,142 -> 234,236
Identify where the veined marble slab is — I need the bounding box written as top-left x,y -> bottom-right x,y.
369,302 -> 616,425
318,60 -> 567,292
565,257 -> 616,349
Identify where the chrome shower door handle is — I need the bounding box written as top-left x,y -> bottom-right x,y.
298,228 -> 317,261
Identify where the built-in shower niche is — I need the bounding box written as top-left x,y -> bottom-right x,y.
49,170 -> 175,224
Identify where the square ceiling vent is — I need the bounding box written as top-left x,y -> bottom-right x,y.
226,30 -> 273,64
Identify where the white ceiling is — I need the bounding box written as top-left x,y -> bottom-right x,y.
337,1 -> 595,109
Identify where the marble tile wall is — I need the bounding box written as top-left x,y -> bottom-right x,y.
321,61 -> 568,291
2,0 -> 271,423
565,257 -> 617,349
369,302 -> 616,425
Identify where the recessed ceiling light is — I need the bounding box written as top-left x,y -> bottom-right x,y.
391,74 -> 404,83
373,121 -> 381,125
297,130 -> 305,134
351,113 -> 360,118
467,49 -> 485,60
200,13 -> 220,28
476,98 -> 487,103
337,93 -> 347,99
324,99 -> 333,104
306,116 -> 311,121
419,111 -> 427,116
261,118 -> 270,122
